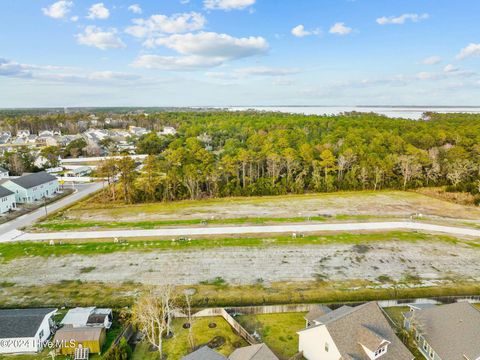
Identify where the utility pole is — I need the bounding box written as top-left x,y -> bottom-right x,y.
43,196 -> 48,216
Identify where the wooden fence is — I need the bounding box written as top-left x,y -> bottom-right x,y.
192,308 -> 257,345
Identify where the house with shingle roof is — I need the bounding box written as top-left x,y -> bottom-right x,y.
2,171 -> 59,203
0,166 -> 8,179
181,346 -> 227,360
0,308 -> 57,354
403,302 -> 480,360
0,185 -> 16,214
298,302 -> 414,360
304,304 -> 332,327
229,343 -> 279,360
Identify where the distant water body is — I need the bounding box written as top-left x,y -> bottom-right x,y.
225,106 -> 480,120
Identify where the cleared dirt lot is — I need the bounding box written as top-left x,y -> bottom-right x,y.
2,240 -> 479,286
60,190 -> 480,223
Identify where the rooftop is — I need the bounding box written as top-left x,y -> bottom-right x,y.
229,343 -> 279,360
181,346 -> 227,360
0,308 -> 57,338
409,302 -> 480,360
299,302 -> 413,360
8,171 -> 57,189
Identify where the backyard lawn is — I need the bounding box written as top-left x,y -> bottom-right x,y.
132,316 -> 247,360
236,312 -> 306,359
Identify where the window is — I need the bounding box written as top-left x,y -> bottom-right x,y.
374,345 -> 388,358
325,342 -> 329,352
38,329 -> 44,339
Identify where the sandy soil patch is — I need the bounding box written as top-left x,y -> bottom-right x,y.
64,191 -> 480,222
1,241 -> 479,286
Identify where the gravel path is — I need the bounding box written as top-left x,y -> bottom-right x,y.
4,221 -> 480,242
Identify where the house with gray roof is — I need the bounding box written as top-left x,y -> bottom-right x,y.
0,166 -> 8,178
0,308 -> 57,354
304,304 -> 332,327
298,302 -> 414,360
0,185 -> 16,214
2,171 -> 59,203
229,343 -> 279,360
403,302 -> 480,360
181,346 -> 227,360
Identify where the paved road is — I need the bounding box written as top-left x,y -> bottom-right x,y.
4,221 -> 480,242
0,182 -> 103,242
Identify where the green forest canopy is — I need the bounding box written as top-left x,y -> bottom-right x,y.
2,111 -> 480,203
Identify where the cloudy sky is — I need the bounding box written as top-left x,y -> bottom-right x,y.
1,0 -> 480,107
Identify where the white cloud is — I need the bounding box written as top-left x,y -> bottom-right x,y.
76,26 -> 126,50
443,64 -> 459,73
457,43 -> 480,60
0,58 -> 139,83
132,55 -> 224,70
125,12 -> 206,38
70,15 -> 79,22
128,4 -> 142,14
42,1 -> 73,19
150,32 -> 268,58
329,22 -> 352,35
422,56 -> 441,65
207,66 -> 299,79
291,25 -> 321,38
376,13 -> 429,25
204,0 -> 255,10
235,66 -> 299,77
87,3 -> 110,20
132,32 -> 268,70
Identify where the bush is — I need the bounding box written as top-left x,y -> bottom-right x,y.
103,338 -> 132,360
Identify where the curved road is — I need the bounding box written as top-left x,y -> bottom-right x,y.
0,182 -> 103,242
4,220 -> 480,242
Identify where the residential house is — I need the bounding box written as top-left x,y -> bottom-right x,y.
0,133 -> 11,144
16,130 -> 30,138
298,302 -> 414,360
158,126 -> 177,136
304,304 -> 332,327
54,326 -> 106,356
0,185 -> 16,214
61,307 -> 113,329
403,302 -> 480,360
2,172 -> 59,203
181,346 -> 227,360
229,343 -> 279,360
0,166 -> 8,178
128,126 -> 149,137
0,308 -> 57,354
66,166 -> 92,177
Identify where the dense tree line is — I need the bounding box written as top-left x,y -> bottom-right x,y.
89,111 -> 480,204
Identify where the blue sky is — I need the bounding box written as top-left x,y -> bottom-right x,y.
1,0 -> 480,107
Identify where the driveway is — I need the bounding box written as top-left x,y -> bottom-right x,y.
4,221 -> 480,242
0,182 -> 103,242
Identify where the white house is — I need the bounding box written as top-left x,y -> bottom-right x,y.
298,302 -> 414,360
0,185 -> 16,214
0,308 -> 57,354
2,172 -> 59,204
16,130 -> 30,138
0,166 -> 8,178
158,126 -> 177,136
61,307 -> 112,329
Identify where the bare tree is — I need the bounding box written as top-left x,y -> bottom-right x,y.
184,292 -> 196,351
446,159 -> 472,187
133,286 -> 178,359
397,155 -> 422,189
